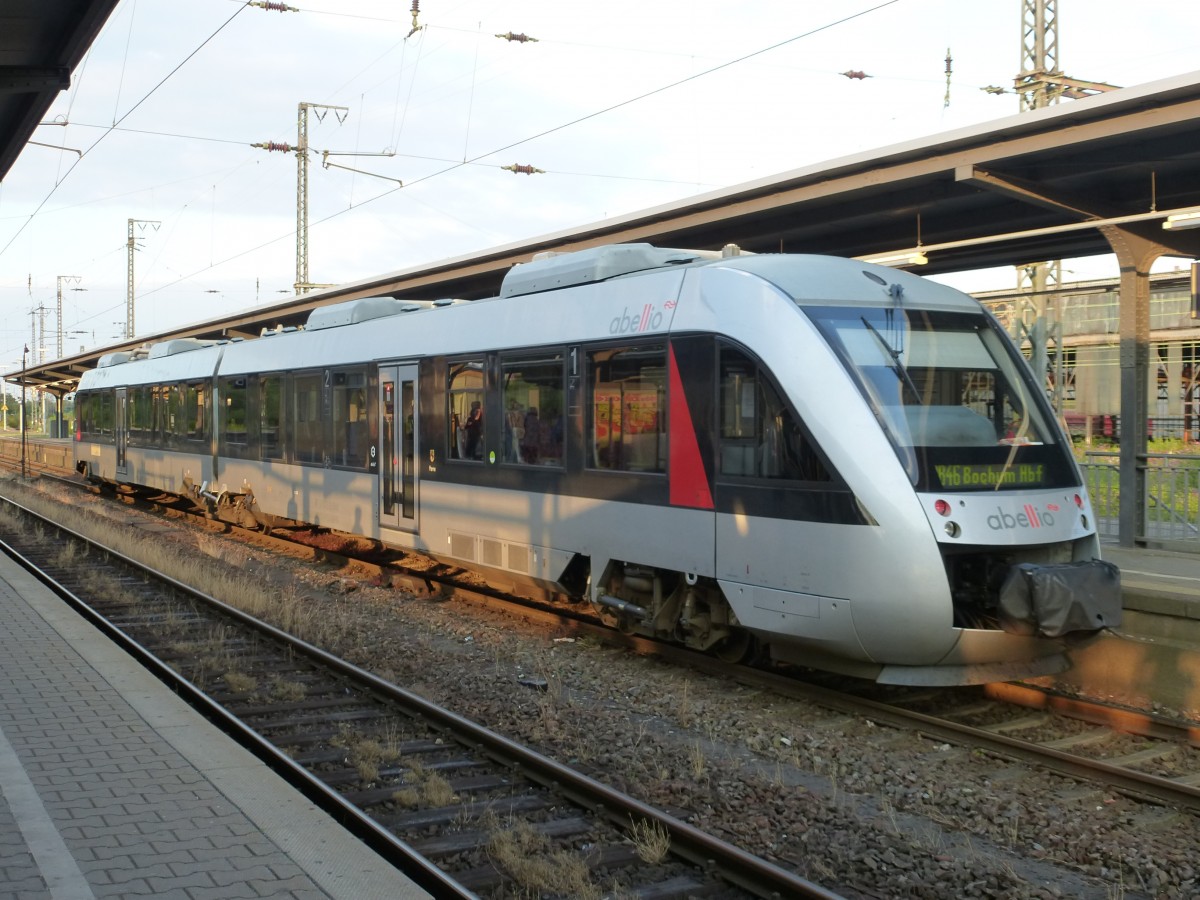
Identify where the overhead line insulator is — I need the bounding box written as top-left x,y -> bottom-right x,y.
248,1 -> 298,11
408,0 -> 422,39
502,163 -> 545,175
253,141 -> 296,153
496,32 -> 538,43
840,69 -> 870,80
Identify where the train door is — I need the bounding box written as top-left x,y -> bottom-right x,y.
114,387 -> 128,477
378,364 -> 418,532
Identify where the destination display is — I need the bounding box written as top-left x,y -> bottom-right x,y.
933,462 -> 1046,489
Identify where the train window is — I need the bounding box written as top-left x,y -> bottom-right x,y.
810,307 -> 1076,491
74,392 -> 89,437
166,385 -> 184,446
185,382 -> 208,443
128,387 -> 152,445
77,391 -> 111,440
152,385 -> 170,447
164,382 -> 207,446
719,346 -> 830,481
94,390 -> 114,438
501,351 -> 565,466
76,392 -> 90,438
260,375 -> 283,460
292,372 -> 323,464
587,344 -> 666,472
331,368 -> 369,470
220,377 -> 248,447
448,359 -> 485,461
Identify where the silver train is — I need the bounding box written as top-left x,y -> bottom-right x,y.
73,243 -> 1121,685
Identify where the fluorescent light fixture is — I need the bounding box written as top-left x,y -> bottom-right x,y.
863,251 -> 929,267
1163,212 -> 1200,231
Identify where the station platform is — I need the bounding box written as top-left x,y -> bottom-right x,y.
0,552 -> 430,899
1101,543 -> 1200,619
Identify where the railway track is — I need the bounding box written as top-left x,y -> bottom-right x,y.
8,462 -> 1200,824
11,457 -> 1200,800
760,673 -> 1200,815
0,493 -> 841,900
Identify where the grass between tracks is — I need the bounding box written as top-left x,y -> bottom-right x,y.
0,475 -> 350,651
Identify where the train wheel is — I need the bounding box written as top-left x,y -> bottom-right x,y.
713,628 -> 756,664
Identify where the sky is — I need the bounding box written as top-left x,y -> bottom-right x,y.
2,0 -> 1199,373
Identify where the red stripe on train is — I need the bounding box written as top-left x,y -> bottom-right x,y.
667,344 -> 714,510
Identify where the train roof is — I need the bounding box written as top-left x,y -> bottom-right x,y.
76,246 -> 986,389
715,255 -> 980,311
495,243 -> 976,312
499,244 -> 712,297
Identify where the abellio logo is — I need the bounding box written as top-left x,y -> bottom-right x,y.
987,504 -> 1055,531
610,301 -> 674,335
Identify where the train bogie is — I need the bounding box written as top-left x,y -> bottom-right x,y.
73,243 -> 1121,685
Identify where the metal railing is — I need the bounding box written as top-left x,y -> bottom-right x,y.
1080,452 -> 1200,546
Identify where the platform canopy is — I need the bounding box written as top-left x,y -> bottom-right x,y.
0,1 -> 121,184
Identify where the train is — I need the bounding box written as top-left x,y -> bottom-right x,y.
72,242 -> 1122,685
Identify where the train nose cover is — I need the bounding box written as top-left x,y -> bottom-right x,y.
997,559 -> 1121,637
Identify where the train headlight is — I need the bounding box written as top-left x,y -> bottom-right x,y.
944,521 -> 961,538
934,499 -> 951,517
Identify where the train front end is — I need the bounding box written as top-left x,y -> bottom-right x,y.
803,285 -> 1121,683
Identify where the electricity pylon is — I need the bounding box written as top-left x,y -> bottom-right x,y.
1012,0 -> 1119,411
252,103 -> 349,295
126,219 -> 160,339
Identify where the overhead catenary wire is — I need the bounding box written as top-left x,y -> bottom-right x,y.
104,1 -> 911,310
3,0 -> 921,357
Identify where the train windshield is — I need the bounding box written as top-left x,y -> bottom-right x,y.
808,307 -> 1078,492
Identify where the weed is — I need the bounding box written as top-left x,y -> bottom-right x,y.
270,677 -> 306,702
628,818 -> 670,864
487,821 -> 601,899
222,671 -> 257,694
689,741 -> 706,781
420,771 -> 457,807
53,542 -> 79,568
677,680 -> 692,728
390,763 -> 457,808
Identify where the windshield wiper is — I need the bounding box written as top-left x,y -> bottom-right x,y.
861,316 -> 921,402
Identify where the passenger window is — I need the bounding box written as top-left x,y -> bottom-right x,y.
293,372 -> 323,463
73,393 -> 88,437
331,368 -> 369,469
587,344 -> 666,472
260,375 -> 283,460
719,346 -> 829,481
76,392 -> 96,438
96,390 -> 114,437
166,385 -> 187,447
448,359 -> 485,461
129,387 -> 152,444
501,351 -> 565,466
220,377 -> 248,447
153,385 -> 171,447
185,382 -> 207,443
